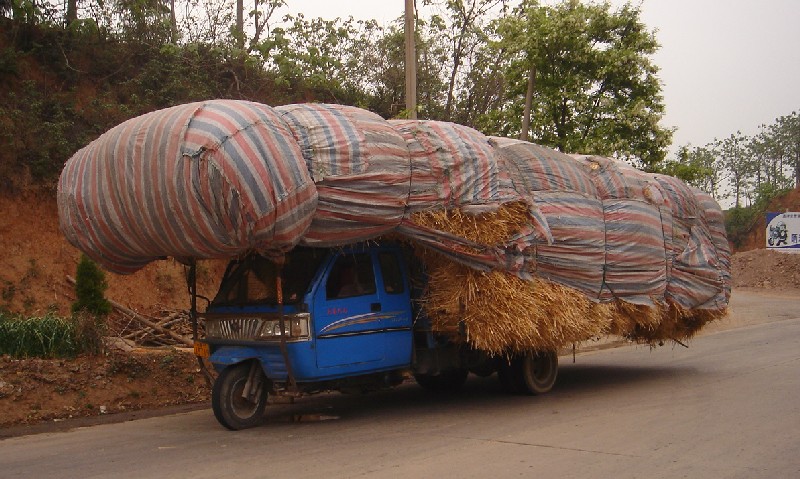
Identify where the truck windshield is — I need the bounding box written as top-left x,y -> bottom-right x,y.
211,248 -> 328,307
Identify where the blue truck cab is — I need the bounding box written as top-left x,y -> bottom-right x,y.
196,242 -> 558,430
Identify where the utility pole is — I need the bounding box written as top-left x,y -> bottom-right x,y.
405,0 -> 418,119
520,66 -> 535,141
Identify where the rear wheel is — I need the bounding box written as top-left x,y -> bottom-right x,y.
212,361 -> 268,430
498,351 -> 558,395
414,368 -> 469,393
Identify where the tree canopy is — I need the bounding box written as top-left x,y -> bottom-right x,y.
487,0 -> 671,170
1,0 -> 795,204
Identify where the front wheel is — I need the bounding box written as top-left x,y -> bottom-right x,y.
212,361 -> 268,430
498,351 -> 558,395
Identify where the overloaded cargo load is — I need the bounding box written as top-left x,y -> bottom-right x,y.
58,101 -> 318,273
58,100 -> 730,353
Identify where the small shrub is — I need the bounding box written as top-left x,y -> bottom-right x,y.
72,255 -> 112,317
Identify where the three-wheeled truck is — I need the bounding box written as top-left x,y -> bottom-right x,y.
194,242 -> 558,430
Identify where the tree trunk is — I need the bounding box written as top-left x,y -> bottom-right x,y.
404,0 -> 417,119
795,160 -> 799,188
520,65 -> 535,141
66,0 -> 78,24
169,0 -> 177,42
236,0 -> 245,49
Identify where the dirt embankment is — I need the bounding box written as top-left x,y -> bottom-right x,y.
1,188 -> 800,432
731,249 -> 800,290
736,187 -> 800,252
1,191 -> 223,430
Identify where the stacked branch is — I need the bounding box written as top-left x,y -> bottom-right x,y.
113,308 -> 198,347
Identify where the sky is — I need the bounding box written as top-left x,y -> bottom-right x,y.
282,0 -> 800,157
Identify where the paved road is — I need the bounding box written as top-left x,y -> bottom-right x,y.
1,290 -> 799,478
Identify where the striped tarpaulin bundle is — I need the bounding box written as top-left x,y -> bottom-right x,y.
58,100 -> 317,274
57,99 -> 730,316
650,174 -> 728,309
492,137 -> 597,196
580,155 -> 649,200
491,139 -> 604,297
692,188 -> 732,305
389,120 -> 519,210
579,157 -> 668,305
532,192 -> 606,297
599,199 -> 668,305
276,104 -> 411,246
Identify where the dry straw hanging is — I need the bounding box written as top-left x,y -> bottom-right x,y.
410,202 -> 726,355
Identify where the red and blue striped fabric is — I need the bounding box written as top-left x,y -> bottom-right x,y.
578,156 -> 667,305
57,100 -> 729,316
492,139 -> 604,296
389,120 -> 519,210
276,104 -> 411,246
651,174 -> 730,309
58,100 -> 317,273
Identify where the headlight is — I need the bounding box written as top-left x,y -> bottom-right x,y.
256,317 -> 310,340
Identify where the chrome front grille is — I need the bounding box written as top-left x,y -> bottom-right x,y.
205,317 -> 264,340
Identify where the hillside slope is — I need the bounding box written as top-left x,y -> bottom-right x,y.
0,192 -> 223,318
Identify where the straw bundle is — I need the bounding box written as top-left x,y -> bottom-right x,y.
628,305 -> 727,344
410,202 -> 726,354
411,202 -> 610,355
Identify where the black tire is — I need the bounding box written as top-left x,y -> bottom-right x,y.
498,351 -> 558,395
212,361 -> 268,430
414,368 -> 469,393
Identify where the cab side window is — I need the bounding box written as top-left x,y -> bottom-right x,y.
326,254 -> 376,299
378,252 -> 404,294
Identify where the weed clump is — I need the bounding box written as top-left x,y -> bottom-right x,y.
0,312 -> 104,358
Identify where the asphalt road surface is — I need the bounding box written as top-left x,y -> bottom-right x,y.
2,289 -> 799,478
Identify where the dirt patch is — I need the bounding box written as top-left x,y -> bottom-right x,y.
1,190 -> 221,433
0,348 -> 210,429
731,249 -> 800,290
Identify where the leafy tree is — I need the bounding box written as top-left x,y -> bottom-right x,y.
257,14 -> 384,104
770,111 -> 800,188
112,0 -> 174,44
359,18 -> 450,119
748,128 -> 792,194
428,0 -> 505,121
452,23 -> 506,127
489,0 -> 671,170
716,132 -> 755,208
72,255 -> 112,318
661,144 -> 720,197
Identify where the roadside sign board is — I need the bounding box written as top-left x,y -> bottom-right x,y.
766,212 -> 800,252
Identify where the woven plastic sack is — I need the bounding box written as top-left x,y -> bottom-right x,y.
654,174 -> 726,309
58,100 -> 317,274
389,120 -> 519,210
492,138 -> 604,296
277,104 -> 411,246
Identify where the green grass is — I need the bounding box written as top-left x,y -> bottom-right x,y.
0,312 -> 105,358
